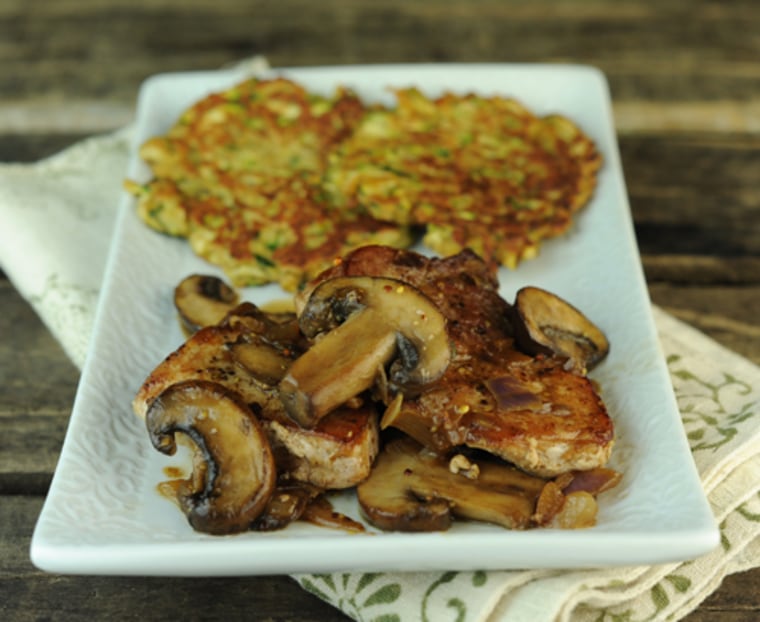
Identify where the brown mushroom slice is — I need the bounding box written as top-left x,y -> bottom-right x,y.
279,276 -> 451,427
221,301 -> 302,346
222,303 -> 306,389
252,481 -> 322,532
228,338 -> 294,385
512,286 -> 610,373
357,437 -> 546,532
174,274 -> 240,333
357,438 -> 452,532
145,379 -> 276,535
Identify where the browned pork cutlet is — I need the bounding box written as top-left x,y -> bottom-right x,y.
305,245 -> 614,477
132,305 -> 379,490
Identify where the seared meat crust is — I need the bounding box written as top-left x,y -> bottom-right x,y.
306,245 -> 613,476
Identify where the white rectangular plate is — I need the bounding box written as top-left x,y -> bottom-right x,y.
31,64 -> 719,575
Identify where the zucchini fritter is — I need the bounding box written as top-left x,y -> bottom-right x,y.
325,88 -> 601,269
126,77 -> 410,291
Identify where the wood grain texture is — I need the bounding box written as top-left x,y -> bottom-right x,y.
1,1 -> 758,620
1,500 -> 350,622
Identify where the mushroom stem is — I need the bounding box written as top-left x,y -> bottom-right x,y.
279,310 -> 397,426
279,276 -> 451,428
357,437 -> 548,532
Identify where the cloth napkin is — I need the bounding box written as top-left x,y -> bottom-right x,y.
3,116 -> 760,622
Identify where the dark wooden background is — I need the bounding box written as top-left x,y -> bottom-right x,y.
2,1 -> 759,620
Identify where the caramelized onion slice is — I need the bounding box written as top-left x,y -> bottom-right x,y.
533,468 -> 621,528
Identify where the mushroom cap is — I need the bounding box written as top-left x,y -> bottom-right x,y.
174,274 -> 240,333
512,286 -> 610,373
298,275 -> 451,392
279,275 -> 451,427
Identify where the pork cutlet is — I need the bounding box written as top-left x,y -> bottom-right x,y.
307,245 -> 614,477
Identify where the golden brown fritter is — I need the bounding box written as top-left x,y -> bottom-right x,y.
325,88 -> 601,269
125,77 -> 410,291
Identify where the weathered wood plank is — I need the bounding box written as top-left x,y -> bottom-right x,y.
2,494 -> 756,622
0,497 -> 351,621
0,280 -> 79,414
1,1 -> 760,103
648,283 -> 760,365
642,255 -> 760,286
0,496 -> 40,576
620,134 -> 760,256
2,576 -> 352,622
0,414 -> 66,494
692,569 -> 760,618
0,282 -> 77,493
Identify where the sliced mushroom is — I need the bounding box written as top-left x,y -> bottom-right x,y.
512,286 -> 610,373
220,301 -> 302,346
174,274 -> 240,333
356,437 -> 547,532
356,438 -> 452,532
228,338 -> 295,386
219,302 -> 306,387
252,481 -> 322,532
279,276 -> 451,427
145,379 -> 276,535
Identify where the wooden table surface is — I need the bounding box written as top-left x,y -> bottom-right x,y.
2,1 -> 759,620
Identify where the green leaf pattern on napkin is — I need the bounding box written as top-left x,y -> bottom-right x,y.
669,353 -> 756,453
300,572 -> 401,621
301,571 -> 494,622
